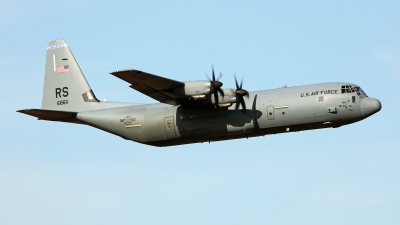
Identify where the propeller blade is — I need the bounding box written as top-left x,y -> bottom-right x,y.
214,90 -> 219,107
212,66 -> 216,81
252,94 -> 259,128
233,75 -> 248,113
209,66 -> 225,107
234,75 -> 239,89
217,72 -> 223,81
240,97 -> 246,113
217,88 -> 224,97
234,96 -> 247,113
235,97 -> 240,110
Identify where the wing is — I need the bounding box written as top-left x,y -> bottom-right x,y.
111,69 -> 187,105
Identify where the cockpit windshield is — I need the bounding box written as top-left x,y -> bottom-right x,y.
341,85 -> 368,97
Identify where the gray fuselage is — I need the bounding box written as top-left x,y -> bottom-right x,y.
76,82 -> 381,147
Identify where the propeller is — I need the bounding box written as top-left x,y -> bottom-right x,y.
234,75 -> 249,113
208,66 -> 224,107
252,94 -> 259,128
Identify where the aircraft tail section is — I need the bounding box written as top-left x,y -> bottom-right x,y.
42,39 -> 99,112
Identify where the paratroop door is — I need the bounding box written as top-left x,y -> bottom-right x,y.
164,116 -> 177,138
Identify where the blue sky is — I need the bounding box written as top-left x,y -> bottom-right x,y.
1,1 -> 399,224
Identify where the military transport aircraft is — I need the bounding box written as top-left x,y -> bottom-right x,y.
18,40 -> 382,147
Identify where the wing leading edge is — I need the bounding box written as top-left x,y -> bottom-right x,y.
111,69 -> 187,105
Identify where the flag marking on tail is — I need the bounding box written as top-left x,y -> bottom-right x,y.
57,65 -> 69,73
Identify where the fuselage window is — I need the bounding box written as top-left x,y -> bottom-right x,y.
319,96 -> 324,102
352,96 -> 356,103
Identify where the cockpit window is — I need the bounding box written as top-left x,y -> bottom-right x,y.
341,85 -> 368,97
353,87 -> 361,96
341,85 -> 355,93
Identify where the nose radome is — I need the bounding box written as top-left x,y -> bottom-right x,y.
360,97 -> 382,116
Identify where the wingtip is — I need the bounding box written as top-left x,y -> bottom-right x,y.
110,69 -> 142,75
17,109 -> 30,113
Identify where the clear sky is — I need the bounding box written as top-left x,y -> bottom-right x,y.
1,1 -> 399,224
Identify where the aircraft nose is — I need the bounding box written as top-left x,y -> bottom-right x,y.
360,97 -> 381,117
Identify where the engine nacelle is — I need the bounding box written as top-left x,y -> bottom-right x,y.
173,81 -> 211,99
210,89 -> 237,107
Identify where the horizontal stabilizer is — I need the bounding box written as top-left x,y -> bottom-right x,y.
17,109 -> 82,124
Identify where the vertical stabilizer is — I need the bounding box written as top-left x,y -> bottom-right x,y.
42,40 -> 99,112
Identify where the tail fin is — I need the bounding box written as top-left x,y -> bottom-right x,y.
42,39 -> 99,112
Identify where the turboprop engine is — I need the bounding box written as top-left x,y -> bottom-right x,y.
209,76 -> 249,113
173,67 -> 225,103
172,68 -> 249,112
173,80 -> 211,99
